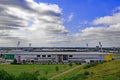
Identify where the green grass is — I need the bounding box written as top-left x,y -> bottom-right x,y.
1,60 -> 120,80
0,64 -> 76,79
116,54 -> 120,59
55,60 -> 120,80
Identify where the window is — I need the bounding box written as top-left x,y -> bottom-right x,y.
69,55 -> 73,58
34,58 -> 38,60
63,55 -> 68,60
48,55 -> 51,57
37,55 -> 40,57
42,55 -> 46,58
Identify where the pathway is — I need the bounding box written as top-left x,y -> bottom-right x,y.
49,65 -> 82,80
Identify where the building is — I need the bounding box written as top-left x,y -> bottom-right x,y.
2,50 -> 116,64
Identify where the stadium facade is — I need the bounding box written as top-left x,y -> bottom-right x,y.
2,49 -> 116,64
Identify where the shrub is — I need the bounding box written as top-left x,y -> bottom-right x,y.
34,70 -> 40,76
83,64 -> 91,69
112,58 -> 114,60
68,63 -> 73,67
91,72 -> 94,75
84,71 -> 90,75
13,59 -> 17,64
83,63 -> 97,69
75,62 -> 78,65
45,70 -> 48,75
66,74 -> 87,80
75,62 -> 82,65
0,70 -> 15,80
22,60 -> 26,64
16,72 -> 38,80
79,63 -> 81,65
55,66 -> 59,72
40,77 -> 48,80
11,59 -> 17,64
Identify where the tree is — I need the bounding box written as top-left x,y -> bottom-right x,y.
11,59 -> 17,64
22,60 -> 26,64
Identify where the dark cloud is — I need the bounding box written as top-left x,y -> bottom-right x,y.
43,10 -> 61,17
0,26 -> 18,30
0,0 -> 35,12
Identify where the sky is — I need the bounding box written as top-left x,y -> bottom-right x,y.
0,0 -> 120,47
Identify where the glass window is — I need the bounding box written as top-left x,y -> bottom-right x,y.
48,55 -> 51,57
42,55 -> 46,57
63,55 -> 68,60
34,58 -> 38,60
37,55 -> 40,57
69,55 -> 73,57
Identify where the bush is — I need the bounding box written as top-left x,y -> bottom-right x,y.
22,60 -> 26,64
11,59 -> 17,64
34,70 -> 40,76
0,70 -> 15,80
40,77 -> 48,80
55,66 -> 59,72
91,72 -> 94,75
65,74 -> 87,80
45,70 -> 48,75
79,63 -> 81,65
13,59 -> 17,64
83,64 -> 91,69
0,70 -> 39,80
84,71 -> 90,75
16,72 -> 38,80
75,62 -> 81,65
83,63 -> 97,69
68,63 -> 73,67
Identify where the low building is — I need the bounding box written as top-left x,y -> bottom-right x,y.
2,50 -> 116,63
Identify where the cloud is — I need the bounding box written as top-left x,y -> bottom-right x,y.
0,0 -> 120,47
75,9 -> 120,47
112,6 -> 120,13
79,20 -> 89,25
0,0 -> 69,47
67,13 -> 74,22
93,13 -> 120,25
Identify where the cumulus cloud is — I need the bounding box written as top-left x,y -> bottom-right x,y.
0,0 -> 120,47
75,9 -> 120,47
93,13 -> 120,25
0,0 -> 68,46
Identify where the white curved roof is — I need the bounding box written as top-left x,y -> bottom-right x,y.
4,50 -> 113,55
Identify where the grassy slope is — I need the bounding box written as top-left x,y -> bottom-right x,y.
86,60 -> 120,80
118,54 -> 120,59
0,64 -> 76,78
0,60 -> 120,80
56,60 -> 120,80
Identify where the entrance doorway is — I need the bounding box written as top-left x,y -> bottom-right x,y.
57,55 -> 62,62
63,55 -> 68,61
